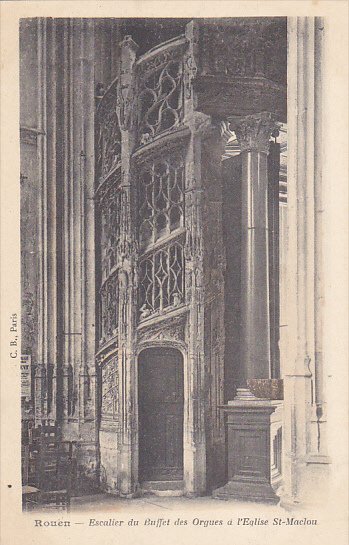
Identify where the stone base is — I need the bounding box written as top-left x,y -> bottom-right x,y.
141,480 -> 184,497
74,441 -> 99,495
213,480 -> 280,504
279,495 -> 304,511
119,491 -> 142,499
214,392 -> 283,505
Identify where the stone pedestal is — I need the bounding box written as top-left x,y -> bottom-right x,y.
213,390 -> 282,504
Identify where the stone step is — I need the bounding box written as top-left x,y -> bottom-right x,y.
141,480 -> 184,496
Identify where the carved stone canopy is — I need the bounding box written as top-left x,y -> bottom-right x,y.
229,112 -> 280,154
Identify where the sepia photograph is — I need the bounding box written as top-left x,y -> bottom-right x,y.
17,12 -> 326,509
1,2 -> 348,545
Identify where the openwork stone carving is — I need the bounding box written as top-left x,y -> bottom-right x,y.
95,169 -> 121,204
99,189 -> 121,281
138,46 -> 185,145
117,36 -> 138,131
139,239 -> 185,319
138,318 -> 186,344
96,79 -> 122,182
199,20 -> 287,85
184,53 -> 197,99
101,357 -> 119,420
99,271 -> 118,344
138,152 -> 184,250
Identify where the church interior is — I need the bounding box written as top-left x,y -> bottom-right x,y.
20,17 -> 330,510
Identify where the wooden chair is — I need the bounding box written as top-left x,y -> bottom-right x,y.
22,422 -> 75,512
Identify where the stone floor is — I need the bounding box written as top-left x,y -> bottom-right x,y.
70,492 -> 286,514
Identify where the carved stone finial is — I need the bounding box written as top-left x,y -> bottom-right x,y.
229,112 -> 279,154
116,36 -> 139,131
120,35 -> 139,53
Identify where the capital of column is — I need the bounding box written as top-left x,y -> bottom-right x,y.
229,112 -> 279,154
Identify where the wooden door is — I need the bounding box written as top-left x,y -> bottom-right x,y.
138,348 -> 184,482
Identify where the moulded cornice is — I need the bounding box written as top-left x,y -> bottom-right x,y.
132,125 -> 191,163
136,34 -> 188,71
195,75 -> 287,123
96,337 -> 118,366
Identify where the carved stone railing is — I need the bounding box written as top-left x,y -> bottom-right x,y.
98,187 -> 121,283
134,38 -> 190,324
95,78 -> 123,350
94,23 -> 287,369
136,35 -> 188,147
96,77 -> 121,185
95,172 -> 121,349
194,18 -> 287,121
137,150 -> 185,251
98,271 -> 118,347
138,236 -> 185,321
198,19 -> 286,83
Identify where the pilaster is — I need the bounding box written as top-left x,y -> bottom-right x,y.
116,35 -> 139,497
201,124 -> 226,490
281,17 -> 330,508
182,21 -> 207,496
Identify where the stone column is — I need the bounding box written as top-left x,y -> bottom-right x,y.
61,19 -> 80,436
77,18 -> 99,491
34,364 -> 45,426
36,18 -> 48,425
183,119 -> 207,496
56,20 -> 98,490
116,36 -> 139,497
35,18 -> 59,424
213,112 -> 282,504
232,112 -> 279,387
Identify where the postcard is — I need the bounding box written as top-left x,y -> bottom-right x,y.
0,2 -> 348,545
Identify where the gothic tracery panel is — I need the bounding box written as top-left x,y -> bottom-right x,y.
139,240 -> 184,319
99,188 -> 121,281
99,271 -> 118,343
96,79 -> 122,183
138,153 -> 184,250
138,48 -> 184,145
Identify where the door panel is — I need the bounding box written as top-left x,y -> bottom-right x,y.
138,348 -> 184,481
